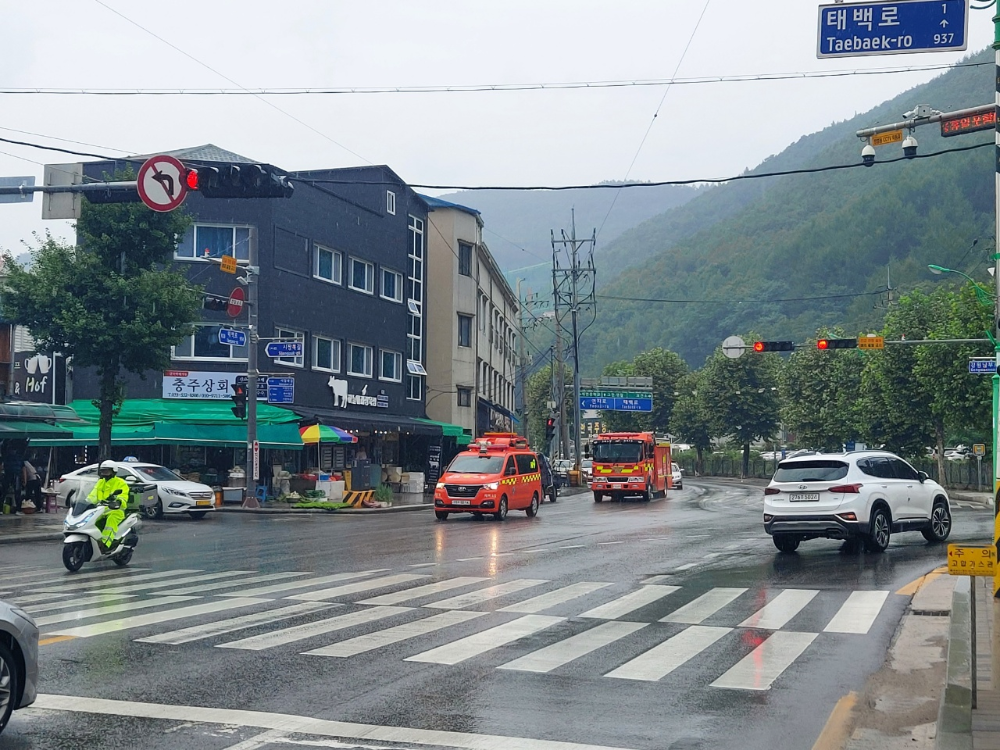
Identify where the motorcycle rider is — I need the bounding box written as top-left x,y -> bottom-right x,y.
87,460 -> 129,548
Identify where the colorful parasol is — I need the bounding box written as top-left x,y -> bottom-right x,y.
298,424 -> 357,444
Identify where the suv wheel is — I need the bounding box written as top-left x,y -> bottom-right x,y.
772,535 -> 800,553
921,500 -> 952,542
0,639 -> 19,734
864,507 -> 891,553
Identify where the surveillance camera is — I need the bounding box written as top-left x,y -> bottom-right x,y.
861,144 -> 876,167
902,135 -> 918,159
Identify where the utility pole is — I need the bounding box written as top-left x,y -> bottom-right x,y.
551,277 -> 570,462
993,6 -> 1000,599
516,279 -> 529,441
242,227 -> 260,509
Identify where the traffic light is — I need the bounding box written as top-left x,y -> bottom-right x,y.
203,293 -> 229,312
545,416 -> 556,442
752,341 -> 795,352
231,383 -> 248,420
185,163 -> 294,199
816,338 -> 858,350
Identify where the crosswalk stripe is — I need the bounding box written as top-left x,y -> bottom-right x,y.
33,595 -> 201,627
606,625 -> 732,681
288,574 -> 430,602
739,589 -> 818,630
33,569 -> 203,595
359,577 -> 489,606
74,570 -> 254,596
218,570 -> 388,598
7,567 -> 115,585
216,606 -> 411,651
47,597 -> 270,639
660,588 -> 747,624
423,579 -> 549,610
167,572 -> 312,597
26,593 -> 138,615
499,621 -> 647,673
405,614 -> 564,665
578,585 -> 680,620
499,582 -> 612,614
303,610 -> 488,658
13,593 -> 73,606
823,591 -> 890,634
710,631 -> 817,690
136,602 -> 337,645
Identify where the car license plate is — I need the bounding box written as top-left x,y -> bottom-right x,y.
789,493 -> 819,503
452,500 -> 471,505
614,483 -> 624,489
195,500 -> 211,507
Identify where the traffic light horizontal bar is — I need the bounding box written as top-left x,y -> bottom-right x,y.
0,181 -> 136,195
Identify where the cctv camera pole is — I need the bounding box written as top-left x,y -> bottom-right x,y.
242,227 -> 260,509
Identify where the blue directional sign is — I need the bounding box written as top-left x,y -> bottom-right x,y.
265,341 -> 303,358
236,374 -> 268,400
267,377 -> 294,404
817,0 -> 967,59
580,396 -> 653,413
218,328 -> 247,347
969,360 -> 997,375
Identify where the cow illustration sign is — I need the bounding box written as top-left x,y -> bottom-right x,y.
327,377 -> 389,409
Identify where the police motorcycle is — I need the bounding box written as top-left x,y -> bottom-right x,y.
62,487 -> 142,572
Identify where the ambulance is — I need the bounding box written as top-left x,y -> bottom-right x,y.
590,432 -> 671,502
433,433 -> 543,521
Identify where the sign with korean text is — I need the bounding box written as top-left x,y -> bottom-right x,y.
266,377 -> 294,404
226,287 -> 245,318
817,0 -> 968,59
163,370 -> 241,400
857,335 -> 885,350
253,440 -> 260,482
969,359 -> 997,375
235,374 -> 269,401
218,328 -> 247,347
266,341 -> 303,358
947,544 -> 996,576
220,255 -> 238,274
941,109 -> 996,137
580,396 -> 653,412
870,130 -> 902,147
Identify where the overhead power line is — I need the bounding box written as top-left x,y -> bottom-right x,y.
598,288 -> 889,305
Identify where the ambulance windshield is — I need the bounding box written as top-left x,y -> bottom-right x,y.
592,441 -> 643,463
447,455 -> 506,474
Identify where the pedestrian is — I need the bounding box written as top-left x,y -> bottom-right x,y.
1,440 -> 26,514
22,457 -> 42,510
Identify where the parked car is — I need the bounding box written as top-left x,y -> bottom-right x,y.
763,450 -> 951,553
0,598 -> 38,735
536,453 -> 558,502
56,461 -> 216,520
671,462 -> 683,489
581,458 -> 593,483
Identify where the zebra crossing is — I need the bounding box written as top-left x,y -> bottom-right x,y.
5,564 -> 899,691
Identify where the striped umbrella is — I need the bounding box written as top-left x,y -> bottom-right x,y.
298,424 -> 357,444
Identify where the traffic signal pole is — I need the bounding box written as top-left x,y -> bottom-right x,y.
242,227 -> 260,509
993,6 -> 1000,598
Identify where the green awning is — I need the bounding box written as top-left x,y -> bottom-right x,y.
32,422 -> 303,449
0,420 -> 75,440
414,418 -> 469,439
67,398 -> 300,427
455,433 -> 471,446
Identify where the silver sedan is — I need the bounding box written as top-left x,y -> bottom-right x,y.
0,598 -> 38,735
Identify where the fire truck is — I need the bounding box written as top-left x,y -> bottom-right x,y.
589,432 -> 671,503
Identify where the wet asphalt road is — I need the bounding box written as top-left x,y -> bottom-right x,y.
1,479 -> 994,750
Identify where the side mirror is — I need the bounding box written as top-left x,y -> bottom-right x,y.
918,471 -> 928,483
124,475 -> 137,484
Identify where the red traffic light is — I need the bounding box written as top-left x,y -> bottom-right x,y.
753,342 -> 765,352
185,169 -> 199,191
753,341 -> 795,352
817,339 -> 829,350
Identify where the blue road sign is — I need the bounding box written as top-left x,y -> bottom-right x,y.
580,396 -> 653,412
218,328 -> 247,347
817,0 -> 967,59
236,374 -> 268,399
969,360 -> 997,374
267,377 -> 294,404
265,341 -> 303,358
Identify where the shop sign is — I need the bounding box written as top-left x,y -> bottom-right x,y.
11,352 -> 56,402
327,377 -> 389,409
164,370 -> 244,400
427,444 -> 443,485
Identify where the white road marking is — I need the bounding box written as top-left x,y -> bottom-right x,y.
25,594 -> 138,615
499,621 -> 646,674
136,602 -> 337,645
216,606 -> 411,651
578,585 -> 680,620
31,693 -> 640,750
409,563 -> 438,568
456,557 -> 482,562
12,593 -> 73,606
219,729 -> 289,750
406,614 -> 564,665
823,591 -> 890,634
557,545 -> 585,550
25,569 -> 200,598
359,577 -> 488,606
424,579 -> 549,610
710,631 -> 817,690
739,589 -> 818,630
167,572 -> 310,596
606,625 -> 732,681
499,582 -> 612,614
701,553 -> 721,559
288,574 -> 429,602
304,610 -> 487,658
219,570 -> 388,598
674,563 -> 697,571
33,595 -> 200,627
76,570 -> 253,596
5,566 -> 148,586
48,597 -> 269,638
660,588 -> 747,624
598,541 -> 624,546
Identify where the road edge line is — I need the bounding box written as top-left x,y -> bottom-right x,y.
810,691 -> 857,750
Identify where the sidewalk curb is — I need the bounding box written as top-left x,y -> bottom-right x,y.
215,504 -> 433,515
937,576 -> 973,750
0,531 -> 64,545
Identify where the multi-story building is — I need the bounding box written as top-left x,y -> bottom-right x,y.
422,195 -> 519,437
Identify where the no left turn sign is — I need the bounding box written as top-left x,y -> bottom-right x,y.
137,155 -> 188,212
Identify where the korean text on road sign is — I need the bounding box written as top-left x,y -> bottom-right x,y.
220,255 -> 238,274
857,335 -> 884,350
947,544 -> 996,577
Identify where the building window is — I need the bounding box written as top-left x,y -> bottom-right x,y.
173,323 -> 248,362
457,387 -> 472,407
406,374 -> 423,401
458,314 -> 472,347
348,342 -> 373,378
274,327 -> 304,367
348,257 -> 374,294
313,336 -> 341,373
314,245 -> 342,284
386,190 -> 396,215
380,350 -> 402,382
380,268 -> 403,303
458,241 -> 473,277
407,215 -> 424,373
176,224 -> 250,261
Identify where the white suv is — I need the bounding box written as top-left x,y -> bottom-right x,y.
763,451 -> 951,553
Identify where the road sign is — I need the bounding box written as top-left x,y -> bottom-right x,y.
267,377 -> 295,404
941,110 -> 996,137
235,374 -> 268,400
947,544 -> 996,576
870,130 -> 903,147
722,335 -> 746,359
226,286 -> 245,318
580,396 -> 653,412
0,177 -> 34,204
817,0 -> 968,59
974,443 -> 986,456
857,335 -> 885,350
136,155 -> 188,212
969,359 -> 997,374
265,341 -> 303,358
253,440 -> 260,482
220,255 -> 238,274
218,328 -> 247,347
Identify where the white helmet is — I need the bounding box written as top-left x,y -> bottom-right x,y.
98,460 -> 116,479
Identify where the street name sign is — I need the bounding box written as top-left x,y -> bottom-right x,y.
580,395 -> 653,412
136,155 -> 188,212
947,544 -> 996,576
817,0 -> 968,59
265,341 -> 303,358
857,335 -> 885,350
969,359 -> 997,374
266,377 -> 295,404
218,328 -> 247,347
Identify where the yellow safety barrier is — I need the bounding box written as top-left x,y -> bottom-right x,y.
342,490 -> 375,508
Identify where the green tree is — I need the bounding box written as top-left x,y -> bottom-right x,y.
526,363 -> 554,449
701,335 -> 782,477
632,347 -> 689,432
2,201 -> 200,458
669,371 -> 713,474
599,359 -> 639,432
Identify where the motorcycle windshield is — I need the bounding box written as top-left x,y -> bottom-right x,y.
72,500 -> 98,516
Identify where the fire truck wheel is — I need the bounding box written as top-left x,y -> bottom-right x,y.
494,496 -> 508,521
435,511 -> 449,521
526,493 -> 539,518
593,492 -> 603,503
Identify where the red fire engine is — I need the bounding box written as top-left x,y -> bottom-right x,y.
589,432 -> 671,503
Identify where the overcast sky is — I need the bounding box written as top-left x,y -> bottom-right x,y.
0,0 -> 994,255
